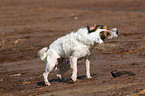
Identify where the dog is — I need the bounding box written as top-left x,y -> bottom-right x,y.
38,25 -> 118,85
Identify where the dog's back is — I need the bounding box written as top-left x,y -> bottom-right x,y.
49,28 -> 95,57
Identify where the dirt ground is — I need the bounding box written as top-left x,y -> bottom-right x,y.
0,0 -> 145,96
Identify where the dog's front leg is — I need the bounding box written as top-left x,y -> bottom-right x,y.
85,59 -> 92,79
70,57 -> 78,81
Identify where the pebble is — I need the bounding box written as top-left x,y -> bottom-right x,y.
10,73 -> 21,77
0,79 -> 3,81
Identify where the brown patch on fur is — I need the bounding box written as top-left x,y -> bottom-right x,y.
96,25 -> 108,29
99,31 -> 111,40
87,25 -> 108,33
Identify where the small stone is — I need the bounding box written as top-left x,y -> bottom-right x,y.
0,79 -> 3,81
10,73 -> 21,77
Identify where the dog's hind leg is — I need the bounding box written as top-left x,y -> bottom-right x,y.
57,58 -> 70,80
56,58 -> 64,79
43,71 -> 50,85
43,56 -> 58,86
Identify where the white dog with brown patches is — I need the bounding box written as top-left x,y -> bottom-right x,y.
38,25 -> 118,85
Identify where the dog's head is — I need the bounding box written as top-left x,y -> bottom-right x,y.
87,25 -> 118,44
87,25 -> 109,44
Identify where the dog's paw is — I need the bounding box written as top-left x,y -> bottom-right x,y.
71,76 -> 77,81
87,76 -> 92,79
56,74 -> 62,79
86,73 -> 92,79
45,82 -> 51,86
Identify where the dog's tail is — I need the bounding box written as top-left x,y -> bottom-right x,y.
38,47 -> 48,61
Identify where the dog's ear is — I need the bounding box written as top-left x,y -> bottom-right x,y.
87,25 -> 97,33
95,25 -> 102,29
96,25 -> 107,29
103,25 -> 108,29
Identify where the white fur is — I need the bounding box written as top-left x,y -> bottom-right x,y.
108,28 -> 118,39
38,27 -> 108,85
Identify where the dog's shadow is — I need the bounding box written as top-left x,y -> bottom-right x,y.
36,74 -> 98,86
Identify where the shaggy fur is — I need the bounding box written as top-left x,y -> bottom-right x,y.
38,25 -> 118,85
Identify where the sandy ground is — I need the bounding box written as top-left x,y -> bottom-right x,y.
0,0 -> 145,96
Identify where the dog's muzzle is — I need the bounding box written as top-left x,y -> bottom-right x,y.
108,28 -> 118,39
